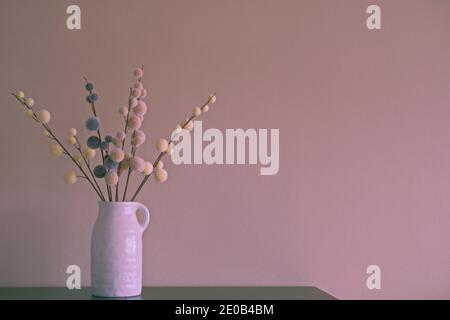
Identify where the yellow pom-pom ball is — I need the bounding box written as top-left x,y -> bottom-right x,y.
143,162 -> 153,175
156,138 -> 169,152
156,160 -> 164,169
37,110 -> 51,124
43,129 -> 50,137
82,147 -> 96,159
50,144 -> 64,157
64,171 -> 77,185
154,169 -> 168,182
15,91 -> 25,99
68,135 -> 77,145
25,109 -> 34,118
73,154 -> 82,162
69,128 -> 77,136
25,97 -> 34,107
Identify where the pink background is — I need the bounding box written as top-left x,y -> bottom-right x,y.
1,0 -> 450,299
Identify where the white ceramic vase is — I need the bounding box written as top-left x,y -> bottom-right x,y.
91,202 -> 150,297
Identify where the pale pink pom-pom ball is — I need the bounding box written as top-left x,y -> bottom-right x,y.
134,68 -> 143,78
156,160 -> 164,169
132,135 -> 145,147
37,110 -> 51,124
128,115 -> 142,129
130,156 -> 145,172
69,128 -> 77,136
134,101 -> 147,116
130,98 -> 138,108
105,172 -> 119,186
141,88 -> 148,98
131,88 -> 141,98
116,131 -> 126,141
134,82 -> 143,90
110,148 -> 125,163
202,105 -> 210,113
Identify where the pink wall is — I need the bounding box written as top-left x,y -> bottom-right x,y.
1,0 -> 450,299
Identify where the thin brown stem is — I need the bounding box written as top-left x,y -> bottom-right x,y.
11,93 -> 105,200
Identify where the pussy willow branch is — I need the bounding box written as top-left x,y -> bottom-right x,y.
11,93 -> 105,200
115,88 -> 133,201
130,93 -> 215,201
74,136 -> 106,201
83,78 -> 112,201
122,69 -> 144,201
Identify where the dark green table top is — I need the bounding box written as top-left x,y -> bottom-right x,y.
0,287 -> 335,300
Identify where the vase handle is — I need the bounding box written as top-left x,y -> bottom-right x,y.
135,202 -> 150,232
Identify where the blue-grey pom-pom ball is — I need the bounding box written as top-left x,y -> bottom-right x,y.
89,93 -> 99,102
105,157 -> 118,170
87,136 -> 100,149
85,117 -> 100,131
100,141 -> 109,150
85,82 -> 94,91
93,165 -> 107,178
104,135 -> 113,143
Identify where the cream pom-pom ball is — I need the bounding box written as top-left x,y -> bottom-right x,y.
37,110 -> 51,124
110,148 -> 125,163
209,94 -> 217,104
43,129 -> 50,137
15,91 -> 25,99
105,172 -> 119,186
73,154 -> 82,162
128,115 -> 142,130
156,160 -> 164,169
68,135 -> 77,145
202,105 -> 210,113
25,109 -> 34,118
154,169 -> 168,182
156,138 -> 169,152
193,106 -> 202,116
50,144 -> 64,157
69,128 -> 77,136
82,147 -> 96,159
143,162 -> 153,175
64,171 -> 77,185
25,97 -> 34,107
130,156 -> 145,172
